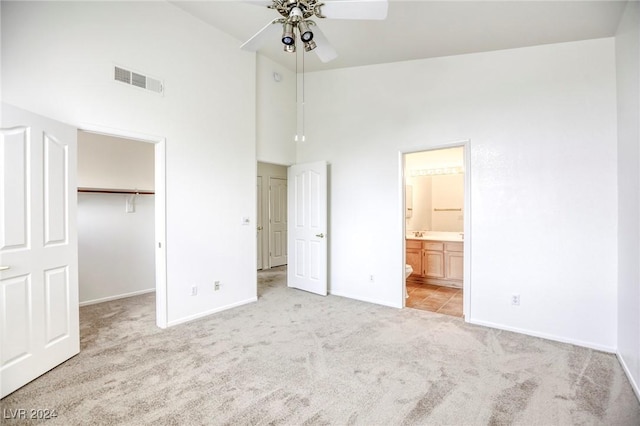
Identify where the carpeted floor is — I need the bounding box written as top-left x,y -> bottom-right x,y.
1,266 -> 639,425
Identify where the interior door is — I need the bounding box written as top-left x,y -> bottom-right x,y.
269,177 -> 287,267
257,176 -> 264,270
287,161 -> 327,295
0,104 -> 79,398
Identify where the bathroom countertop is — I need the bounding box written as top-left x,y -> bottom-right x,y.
406,232 -> 463,242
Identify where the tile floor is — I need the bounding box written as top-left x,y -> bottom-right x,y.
406,280 -> 463,318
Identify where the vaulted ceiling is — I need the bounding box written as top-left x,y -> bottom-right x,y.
171,0 -> 628,72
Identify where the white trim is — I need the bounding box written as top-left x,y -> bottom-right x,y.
617,353 -> 640,401
77,123 -> 168,329
166,297 -> 258,327
399,140 -> 471,319
79,288 -> 155,307
469,318 -> 616,353
330,291 -> 401,309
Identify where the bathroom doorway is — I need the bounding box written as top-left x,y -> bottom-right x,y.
403,144 -> 469,318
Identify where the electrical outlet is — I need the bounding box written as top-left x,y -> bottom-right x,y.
369,275 -> 374,282
191,286 -> 197,296
214,281 -> 221,291
511,294 -> 520,306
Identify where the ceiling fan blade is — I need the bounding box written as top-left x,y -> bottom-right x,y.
240,20 -> 281,52
311,26 -> 338,63
319,0 -> 388,20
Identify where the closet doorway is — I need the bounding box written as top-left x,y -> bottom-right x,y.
77,129 -> 167,328
257,162 -> 288,270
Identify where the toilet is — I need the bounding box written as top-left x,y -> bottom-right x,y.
404,264 -> 413,299
405,264 -> 413,278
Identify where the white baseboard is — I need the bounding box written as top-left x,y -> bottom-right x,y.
617,352 -> 640,401
167,297 -> 258,327
80,288 -> 155,306
468,318 -> 616,353
329,290 -> 402,309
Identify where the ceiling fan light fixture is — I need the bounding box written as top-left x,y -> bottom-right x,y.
289,6 -> 304,22
298,20 -> 314,42
281,22 -> 295,45
284,42 -> 296,53
303,39 -> 317,52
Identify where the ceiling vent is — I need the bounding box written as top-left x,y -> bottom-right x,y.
114,65 -> 164,95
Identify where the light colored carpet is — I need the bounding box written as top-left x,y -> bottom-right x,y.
1,266 -> 639,425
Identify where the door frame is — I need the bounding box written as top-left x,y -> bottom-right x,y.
257,162 -> 289,270
400,140 -> 471,319
78,124 -> 168,328
257,175 -> 265,270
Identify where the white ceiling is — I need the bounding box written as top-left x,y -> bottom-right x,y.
171,0 -> 628,72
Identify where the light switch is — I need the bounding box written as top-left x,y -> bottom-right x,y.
241,217 -> 250,225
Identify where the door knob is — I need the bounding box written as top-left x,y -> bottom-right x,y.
257,226 -> 263,231
315,233 -> 324,238
0,266 -> 9,271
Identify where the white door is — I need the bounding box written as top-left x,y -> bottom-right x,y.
287,161 -> 327,295
257,176 -> 264,270
0,104 -> 79,398
269,177 -> 287,267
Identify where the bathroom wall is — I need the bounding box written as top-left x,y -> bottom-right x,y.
406,174 -> 464,233
405,147 -> 464,233
431,174 -> 464,232
406,176 -> 432,232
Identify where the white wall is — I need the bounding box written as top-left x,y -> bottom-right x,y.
78,132 -> 155,191
78,193 -> 155,304
2,1 -> 257,325
616,0 -> 640,397
298,38 -> 618,351
256,55 -> 296,165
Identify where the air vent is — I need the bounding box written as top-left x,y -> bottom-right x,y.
113,65 -> 163,95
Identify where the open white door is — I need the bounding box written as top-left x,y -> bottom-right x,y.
0,104 -> 79,398
287,161 -> 327,295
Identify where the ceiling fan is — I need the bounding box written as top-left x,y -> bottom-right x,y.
240,0 -> 388,63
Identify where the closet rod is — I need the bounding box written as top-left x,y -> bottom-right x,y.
77,187 -> 155,195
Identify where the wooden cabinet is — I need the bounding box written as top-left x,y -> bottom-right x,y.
406,240 -> 423,279
444,242 -> 463,281
424,251 -> 444,278
406,239 -> 463,288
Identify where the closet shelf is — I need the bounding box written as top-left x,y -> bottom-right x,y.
77,187 -> 154,195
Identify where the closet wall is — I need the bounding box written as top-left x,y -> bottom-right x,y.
77,131 -> 155,305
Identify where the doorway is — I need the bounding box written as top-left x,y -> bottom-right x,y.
77,126 -> 167,328
257,162 -> 288,270
403,144 -> 470,318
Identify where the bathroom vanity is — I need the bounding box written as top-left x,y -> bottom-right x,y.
406,234 -> 463,288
